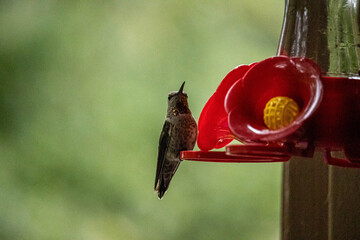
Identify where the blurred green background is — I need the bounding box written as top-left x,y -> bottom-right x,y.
0,1 -> 284,239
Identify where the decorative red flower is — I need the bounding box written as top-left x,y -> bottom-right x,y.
197,56 -> 323,151
197,63 -> 256,151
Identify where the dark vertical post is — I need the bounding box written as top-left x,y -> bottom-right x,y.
328,167 -> 360,240
279,2 -> 330,238
278,0 -> 360,239
281,154 -> 329,240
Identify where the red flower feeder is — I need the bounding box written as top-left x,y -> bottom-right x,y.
225,56 -> 323,142
181,56 -> 360,168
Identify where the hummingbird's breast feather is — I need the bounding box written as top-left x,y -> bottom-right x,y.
174,114 -> 197,150
165,114 -> 197,161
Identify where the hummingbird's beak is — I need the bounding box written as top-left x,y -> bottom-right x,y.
178,81 -> 185,94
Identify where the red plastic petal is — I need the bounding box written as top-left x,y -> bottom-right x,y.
197,64 -> 255,151
225,56 -> 323,142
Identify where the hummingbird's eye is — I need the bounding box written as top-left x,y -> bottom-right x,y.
168,95 -> 172,100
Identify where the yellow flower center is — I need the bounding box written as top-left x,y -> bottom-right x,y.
263,96 -> 299,130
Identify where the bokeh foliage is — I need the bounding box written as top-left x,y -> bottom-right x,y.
0,1 -> 283,239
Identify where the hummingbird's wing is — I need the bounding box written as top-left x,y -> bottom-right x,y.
155,120 -> 181,199
155,120 -> 171,190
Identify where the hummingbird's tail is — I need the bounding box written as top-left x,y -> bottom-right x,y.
154,160 -> 180,199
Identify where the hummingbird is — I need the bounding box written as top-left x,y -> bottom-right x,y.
155,81 -> 197,199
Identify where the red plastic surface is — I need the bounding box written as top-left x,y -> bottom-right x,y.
323,149 -> 360,168
311,76 -> 360,148
226,144 -> 291,159
181,144 -> 291,163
